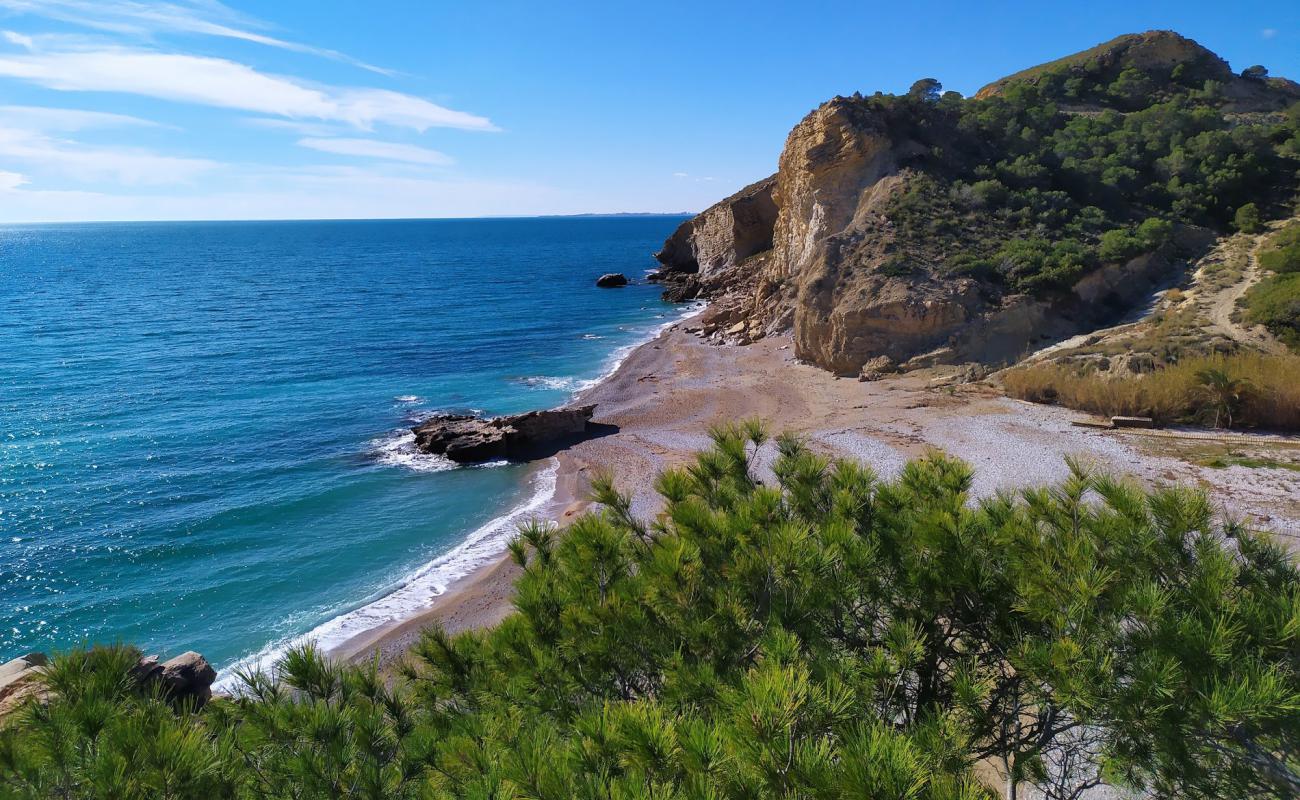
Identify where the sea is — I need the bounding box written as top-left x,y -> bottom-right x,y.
0,215 -> 691,682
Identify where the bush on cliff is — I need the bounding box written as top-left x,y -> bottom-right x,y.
4,426 -> 1300,798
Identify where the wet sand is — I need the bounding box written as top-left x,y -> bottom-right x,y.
335,321 -> 1300,670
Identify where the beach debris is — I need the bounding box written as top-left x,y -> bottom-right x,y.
413,405 -> 597,463
1111,415 -> 1156,429
595,273 -> 628,288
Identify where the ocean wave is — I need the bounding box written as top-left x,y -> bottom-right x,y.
580,334 -> 603,340
515,375 -> 599,393
370,430 -> 456,472
393,395 -> 422,404
214,461 -> 559,692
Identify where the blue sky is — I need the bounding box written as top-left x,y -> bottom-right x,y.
0,0 -> 1295,222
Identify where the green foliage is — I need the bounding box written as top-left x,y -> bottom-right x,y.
5,429 -> 1300,798
1235,203 -> 1264,233
867,67 -> 1299,297
1242,273 -> 1300,348
1259,223 -> 1300,274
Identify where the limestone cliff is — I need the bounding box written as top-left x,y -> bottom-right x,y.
654,30 -> 1300,375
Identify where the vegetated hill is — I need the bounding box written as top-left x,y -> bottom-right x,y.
653,30 -> 1300,376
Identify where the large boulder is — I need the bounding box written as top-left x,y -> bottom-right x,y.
413,405 -> 596,463
157,652 -> 217,706
595,273 -> 628,288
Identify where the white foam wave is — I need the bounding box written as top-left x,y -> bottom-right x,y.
522,301 -> 708,402
580,333 -> 603,340
394,395 -> 422,403
370,430 -> 456,472
214,461 -> 559,692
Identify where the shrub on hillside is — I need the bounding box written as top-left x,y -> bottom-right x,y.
3,427 -> 1300,799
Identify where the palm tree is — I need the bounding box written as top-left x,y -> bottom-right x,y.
1195,367 -> 1249,428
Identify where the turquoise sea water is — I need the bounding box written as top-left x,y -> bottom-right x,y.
0,216 -> 689,675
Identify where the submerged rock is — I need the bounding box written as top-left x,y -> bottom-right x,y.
595,273 -> 628,288
413,405 -> 597,463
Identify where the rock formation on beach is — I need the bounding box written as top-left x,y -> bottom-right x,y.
413,405 -> 597,463
652,30 -> 1300,375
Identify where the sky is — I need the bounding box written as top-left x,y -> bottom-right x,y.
0,0 -> 1295,222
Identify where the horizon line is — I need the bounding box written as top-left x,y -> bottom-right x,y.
0,211 -> 697,226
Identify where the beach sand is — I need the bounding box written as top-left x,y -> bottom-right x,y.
334,320 -> 1300,670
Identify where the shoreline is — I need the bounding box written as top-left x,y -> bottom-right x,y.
213,302 -> 709,688
326,307 -> 709,668
334,319 -> 1300,673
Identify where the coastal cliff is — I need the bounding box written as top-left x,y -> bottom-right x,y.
656,30 -> 1300,375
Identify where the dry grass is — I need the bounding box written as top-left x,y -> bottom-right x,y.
1002,352 -> 1300,431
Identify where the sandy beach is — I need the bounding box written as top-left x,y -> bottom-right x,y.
336,320 -> 1300,670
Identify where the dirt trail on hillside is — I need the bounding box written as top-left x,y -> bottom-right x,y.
1198,230 -> 1287,354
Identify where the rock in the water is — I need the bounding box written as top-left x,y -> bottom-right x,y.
157,652 -> 217,706
413,405 -> 597,463
595,273 -> 628,288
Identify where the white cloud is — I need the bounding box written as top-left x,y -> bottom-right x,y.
0,125 -> 217,184
0,104 -> 159,130
1262,28 -> 1278,39
297,137 -> 453,166
0,169 -> 564,222
0,0 -> 394,74
0,47 -> 497,132
2,30 -> 34,49
672,171 -> 689,177
0,169 -> 27,190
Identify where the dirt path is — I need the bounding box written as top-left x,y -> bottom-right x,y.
1197,230 -> 1287,354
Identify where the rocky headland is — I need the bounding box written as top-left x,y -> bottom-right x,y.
648,30 -> 1300,376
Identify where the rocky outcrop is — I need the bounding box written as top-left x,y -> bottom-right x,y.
0,653 -> 48,721
0,649 -> 217,723
595,273 -> 628,288
131,651 -> 218,707
413,405 -> 597,463
652,176 -> 778,301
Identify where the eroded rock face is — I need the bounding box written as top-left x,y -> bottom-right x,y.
765,99 -> 977,373
0,653 -> 48,720
413,405 -> 596,463
653,176 -> 778,300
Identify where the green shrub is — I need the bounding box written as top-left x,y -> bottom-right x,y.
1243,272 -> 1300,348
1259,223 -> 1300,274
4,429 -> 1300,798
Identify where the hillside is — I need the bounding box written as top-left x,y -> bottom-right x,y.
653,30 -> 1300,375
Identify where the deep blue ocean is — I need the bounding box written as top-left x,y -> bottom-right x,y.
0,216 -> 689,678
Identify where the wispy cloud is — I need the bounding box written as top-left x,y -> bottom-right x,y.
0,0 -> 395,74
297,137 -> 454,166
0,168 -> 27,190
0,47 -> 497,132
0,104 -> 160,130
1261,28 -> 1278,39
0,125 -> 217,184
